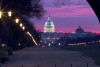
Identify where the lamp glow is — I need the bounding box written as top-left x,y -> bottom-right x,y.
49,43 -> 51,46
58,43 -> 61,46
22,26 -> 25,30
15,19 -> 19,23
20,23 -> 23,27
8,11 -> 12,17
27,31 -> 38,46
0,11 -> 2,18
18,44 -> 21,46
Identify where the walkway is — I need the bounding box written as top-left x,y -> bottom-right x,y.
1,47 -> 100,67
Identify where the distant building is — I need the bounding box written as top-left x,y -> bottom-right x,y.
76,26 -> 84,33
44,15 -> 55,33
40,17 -> 98,46
41,16 -> 65,46
65,26 -> 97,39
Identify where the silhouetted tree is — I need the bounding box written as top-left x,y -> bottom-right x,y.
0,0 -> 44,49
1,0 -> 44,17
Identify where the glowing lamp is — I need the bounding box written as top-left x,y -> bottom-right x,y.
22,26 -> 25,30
20,23 -> 23,27
15,19 -> 19,23
8,11 -> 12,17
0,11 -> 2,18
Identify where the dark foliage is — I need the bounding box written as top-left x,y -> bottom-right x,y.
0,0 -> 44,49
1,0 -> 44,17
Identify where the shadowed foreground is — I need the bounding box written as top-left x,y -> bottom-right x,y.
1,47 -> 100,67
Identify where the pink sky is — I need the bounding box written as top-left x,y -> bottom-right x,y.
31,0 -> 100,33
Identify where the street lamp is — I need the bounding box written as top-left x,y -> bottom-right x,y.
26,31 -> 38,46
15,18 -> 19,23
22,26 -> 25,30
49,43 -> 51,46
20,23 -> 23,27
27,32 -> 32,37
0,11 -> 2,18
18,43 -> 21,46
8,11 -> 12,17
58,43 -> 61,46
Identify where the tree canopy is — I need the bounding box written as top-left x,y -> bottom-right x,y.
1,0 -> 44,18
0,0 -> 44,49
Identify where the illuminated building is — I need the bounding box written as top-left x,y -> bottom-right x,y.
44,15 -> 55,33
68,42 -> 86,46
41,22 -> 98,47
66,26 -> 97,39
41,32 -> 65,46
59,26 -> 98,46
40,16 -> 65,46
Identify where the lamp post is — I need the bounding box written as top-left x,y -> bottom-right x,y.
0,10 -> 38,52
0,11 -> 27,55
7,11 -> 13,55
0,11 -> 14,55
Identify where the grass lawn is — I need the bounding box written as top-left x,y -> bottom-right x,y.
81,49 -> 100,65
61,45 -> 100,65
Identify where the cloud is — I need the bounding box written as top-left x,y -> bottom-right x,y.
44,5 -> 94,17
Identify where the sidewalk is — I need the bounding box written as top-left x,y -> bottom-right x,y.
1,47 -> 100,67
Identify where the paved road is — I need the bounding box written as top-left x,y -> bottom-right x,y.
1,47 -> 100,67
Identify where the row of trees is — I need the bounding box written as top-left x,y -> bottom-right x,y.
0,0 -> 44,50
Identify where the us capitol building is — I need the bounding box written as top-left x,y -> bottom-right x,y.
44,15 -> 55,33
40,15 -> 97,46
40,15 -> 65,46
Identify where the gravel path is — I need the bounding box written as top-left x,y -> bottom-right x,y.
1,47 -> 100,67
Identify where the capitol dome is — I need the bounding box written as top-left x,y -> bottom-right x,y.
75,26 -> 84,33
44,15 -> 55,33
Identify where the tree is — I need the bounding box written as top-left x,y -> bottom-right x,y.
1,0 -> 44,17
0,0 -> 44,49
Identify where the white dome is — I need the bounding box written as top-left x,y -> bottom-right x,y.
44,16 -> 55,33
